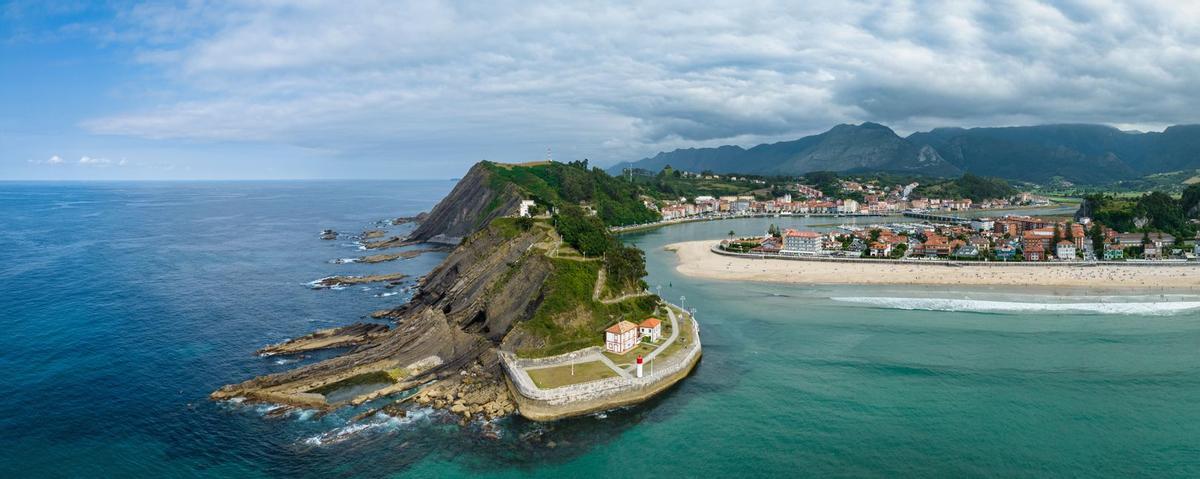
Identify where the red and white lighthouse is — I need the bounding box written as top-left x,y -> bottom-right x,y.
636,355 -> 644,378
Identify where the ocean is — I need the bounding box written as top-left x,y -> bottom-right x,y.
2,182 -> 1198,478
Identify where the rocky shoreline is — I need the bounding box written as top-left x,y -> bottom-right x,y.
257,323 -> 390,356
309,272 -> 408,289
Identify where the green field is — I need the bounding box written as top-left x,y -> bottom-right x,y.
526,361 -> 618,389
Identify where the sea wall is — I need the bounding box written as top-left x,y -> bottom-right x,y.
500,312 -> 702,421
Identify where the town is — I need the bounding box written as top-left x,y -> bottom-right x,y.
719,213 -> 1200,262
644,176 -> 1049,222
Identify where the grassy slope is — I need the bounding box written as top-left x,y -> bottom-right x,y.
515,258 -> 657,358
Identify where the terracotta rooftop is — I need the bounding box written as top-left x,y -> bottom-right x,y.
639,318 -> 661,328
784,229 -> 821,238
606,320 -> 638,334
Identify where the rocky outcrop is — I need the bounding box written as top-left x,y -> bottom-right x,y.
309,272 -> 408,289
213,221 -> 553,412
406,163 -> 523,244
257,323 -> 390,356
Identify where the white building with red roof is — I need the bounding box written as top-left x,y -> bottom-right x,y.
605,320 -> 638,354
782,229 -> 822,255
639,318 -> 662,342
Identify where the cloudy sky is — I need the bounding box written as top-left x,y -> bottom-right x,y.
3,1 -> 1200,179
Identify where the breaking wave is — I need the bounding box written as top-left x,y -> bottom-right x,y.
830,296 -> 1200,316
301,408 -> 433,446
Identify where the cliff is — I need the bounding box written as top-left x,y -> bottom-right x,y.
213,219 -> 553,412
406,163 -> 524,244
214,161 -> 663,420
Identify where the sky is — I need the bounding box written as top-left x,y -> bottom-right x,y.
3,1 -> 1200,180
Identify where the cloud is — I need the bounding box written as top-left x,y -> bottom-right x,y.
76,1 -> 1200,165
28,155 -> 64,165
77,156 -> 126,167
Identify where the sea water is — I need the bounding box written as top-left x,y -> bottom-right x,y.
2,183 -> 1198,478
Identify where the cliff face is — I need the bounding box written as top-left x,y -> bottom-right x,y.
213,217 -> 554,409
407,163 -> 523,244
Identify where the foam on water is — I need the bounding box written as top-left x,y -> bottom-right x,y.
831,296 -> 1200,316
301,409 -> 432,446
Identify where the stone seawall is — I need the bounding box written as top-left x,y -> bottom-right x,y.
500,310 -> 702,421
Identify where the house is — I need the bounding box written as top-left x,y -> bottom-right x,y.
1055,240 -> 1076,260
605,320 -> 639,354
954,244 -> 980,258
922,235 -> 951,257
1143,242 -> 1162,260
1022,227 -> 1055,253
869,242 -> 892,257
1024,242 -> 1044,261
782,229 -> 822,255
638,318 -> 663,342
518,200 -> 536,217
994,244 -> 1017,261
1104,243 -> 1124,260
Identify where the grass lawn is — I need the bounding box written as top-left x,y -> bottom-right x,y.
527,361 -> 619,389
602,342 -> 659,365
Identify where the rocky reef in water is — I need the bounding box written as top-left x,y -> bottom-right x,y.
213,162 -> 551,420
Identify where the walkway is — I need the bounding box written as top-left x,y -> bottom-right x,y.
509,302 -> 685,386
592,267 -> 651,304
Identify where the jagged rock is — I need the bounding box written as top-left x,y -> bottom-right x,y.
256,323 -> 389,356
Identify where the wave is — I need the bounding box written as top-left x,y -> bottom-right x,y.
301,408 -> 432,446
830,296 -> 1200,316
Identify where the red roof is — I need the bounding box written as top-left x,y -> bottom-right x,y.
784,229 -> 821,238
639,318 -> 661,328
606,320 -> 637,334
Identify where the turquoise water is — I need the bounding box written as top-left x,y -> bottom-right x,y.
3,184 -> 1199,477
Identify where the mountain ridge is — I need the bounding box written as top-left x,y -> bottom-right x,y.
610,122 -> 1200,184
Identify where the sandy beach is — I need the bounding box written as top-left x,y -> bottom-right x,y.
668,240 -> 1200,290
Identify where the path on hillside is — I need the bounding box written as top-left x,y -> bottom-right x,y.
592,267 -> 651,304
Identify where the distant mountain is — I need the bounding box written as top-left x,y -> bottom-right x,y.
609,122 -> 960,178
610,123 -> 1200,184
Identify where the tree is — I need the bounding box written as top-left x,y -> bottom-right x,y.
1052,224 -> 1062,249
555,204 -> 612,257
728,230 -> 736,240
869,228 -> 882,243
1064,221 -> 1074,242
605,244 -> 647,293
1089,222 -> 1105,253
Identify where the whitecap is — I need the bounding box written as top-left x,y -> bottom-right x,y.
830,296 -> 1200,316
301,409 -> 430,446
274,358 -> 299,365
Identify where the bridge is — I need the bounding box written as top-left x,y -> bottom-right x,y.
903,210 -> 972,224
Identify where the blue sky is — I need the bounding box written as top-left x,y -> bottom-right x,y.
4,1 -> 1200,180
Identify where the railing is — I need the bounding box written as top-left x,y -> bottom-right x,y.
500,304 -> 702,406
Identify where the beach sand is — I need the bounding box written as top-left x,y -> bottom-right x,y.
668,240 -> 1200,290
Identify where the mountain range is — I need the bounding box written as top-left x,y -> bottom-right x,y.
608,123 -> 1200,184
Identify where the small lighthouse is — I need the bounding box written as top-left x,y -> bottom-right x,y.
636,355 -> 644,378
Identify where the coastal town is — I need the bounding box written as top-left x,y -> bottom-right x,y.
719,212 -> 1200,262
648,177 -> 1050,221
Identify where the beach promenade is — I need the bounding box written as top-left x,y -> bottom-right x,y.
669,240 -> 1200,290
